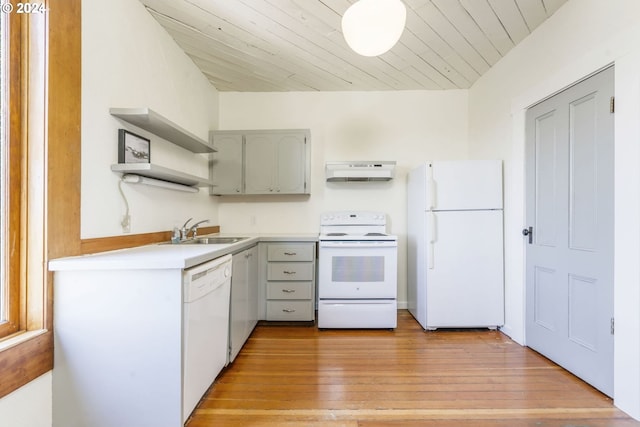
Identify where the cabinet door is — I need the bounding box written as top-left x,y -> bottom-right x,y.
245,132 -> 308,195
245,134 -> 277,194
230,251 -> 248,362
210,133 -> 243,195
246,245 -> 259,331
276,133 -> 307,194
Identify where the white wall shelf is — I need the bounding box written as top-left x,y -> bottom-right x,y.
111,163 -> 213,187
110,107 -> 215,153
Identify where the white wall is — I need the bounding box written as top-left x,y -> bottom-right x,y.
468,0 -> 640,419
81,0 -> 221,238
0,373 -> 51,427
218,90 -> 469,306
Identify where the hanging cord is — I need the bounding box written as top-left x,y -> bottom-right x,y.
118,177 -> 130,230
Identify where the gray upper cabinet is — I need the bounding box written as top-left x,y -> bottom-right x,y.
245,133 -> 307,194
210,130 -> 310,196
210,133 -> 243,194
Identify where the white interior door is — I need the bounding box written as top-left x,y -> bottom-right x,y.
525,66 -> 614,396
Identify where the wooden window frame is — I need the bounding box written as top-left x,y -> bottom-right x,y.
0,5 -> 22,340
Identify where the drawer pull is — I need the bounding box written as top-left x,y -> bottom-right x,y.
282,309 -> 296,313
284,252 -> 297,256
282,289 -> 296,293
283,270 -> 296,275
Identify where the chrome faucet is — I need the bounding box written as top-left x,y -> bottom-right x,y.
181,218 -> 209,240
180,218 -> 193,241
188,219 -> 209,239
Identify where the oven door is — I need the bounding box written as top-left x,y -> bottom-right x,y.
318,240 -> 397,299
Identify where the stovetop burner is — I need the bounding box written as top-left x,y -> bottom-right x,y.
322,232 -> 389,237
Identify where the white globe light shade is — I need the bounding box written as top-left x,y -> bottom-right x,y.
341,0 -> 407,57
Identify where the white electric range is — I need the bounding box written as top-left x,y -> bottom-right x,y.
317,211 -> 398,329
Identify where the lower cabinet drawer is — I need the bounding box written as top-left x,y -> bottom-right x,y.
267,263 -> 314,281
267,282 -> 313,300
267,244 -> 314,262
266,300 -> 314,321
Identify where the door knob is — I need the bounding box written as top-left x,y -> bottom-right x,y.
522,226 -> 533,244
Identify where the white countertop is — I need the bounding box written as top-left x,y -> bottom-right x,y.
49,233 -> 318,271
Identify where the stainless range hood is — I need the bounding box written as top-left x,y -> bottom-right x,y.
325,161 -> 396,182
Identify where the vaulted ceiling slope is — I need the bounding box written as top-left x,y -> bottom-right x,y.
139,0 -> 568,92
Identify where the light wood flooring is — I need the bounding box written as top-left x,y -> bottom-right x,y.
186,310 -> 639,427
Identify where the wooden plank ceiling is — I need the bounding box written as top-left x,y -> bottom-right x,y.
138,0 -> 568,91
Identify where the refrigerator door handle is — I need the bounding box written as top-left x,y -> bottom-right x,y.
428,180 -> 436,210
427,165 -> 436,209
428,211 -> 436,269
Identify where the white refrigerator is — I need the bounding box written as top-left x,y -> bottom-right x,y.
407,160 -> 504,330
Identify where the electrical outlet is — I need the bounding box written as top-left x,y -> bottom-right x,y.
121,214 -> 131,233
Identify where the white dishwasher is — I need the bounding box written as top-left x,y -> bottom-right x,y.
182,254 -> 232,422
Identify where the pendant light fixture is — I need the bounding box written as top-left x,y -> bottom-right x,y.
341,0 -> 407,57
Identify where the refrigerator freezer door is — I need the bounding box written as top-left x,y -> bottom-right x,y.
426,209 -> 504,329
430,160 -> 503,211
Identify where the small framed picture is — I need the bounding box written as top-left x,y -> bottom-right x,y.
118,129 -> 150,163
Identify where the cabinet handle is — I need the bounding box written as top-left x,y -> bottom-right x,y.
282,289 -> 296,293
283,271 -> 296,275
282,309 -> 296,313
284,252 -> 297,256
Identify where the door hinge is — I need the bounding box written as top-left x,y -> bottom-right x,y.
610,317 -> 615,335
610,96 -> 615,113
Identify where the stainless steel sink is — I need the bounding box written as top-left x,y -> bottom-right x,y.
179,237 -> 248,245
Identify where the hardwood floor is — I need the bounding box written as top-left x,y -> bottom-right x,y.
186,311 -> 639,427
